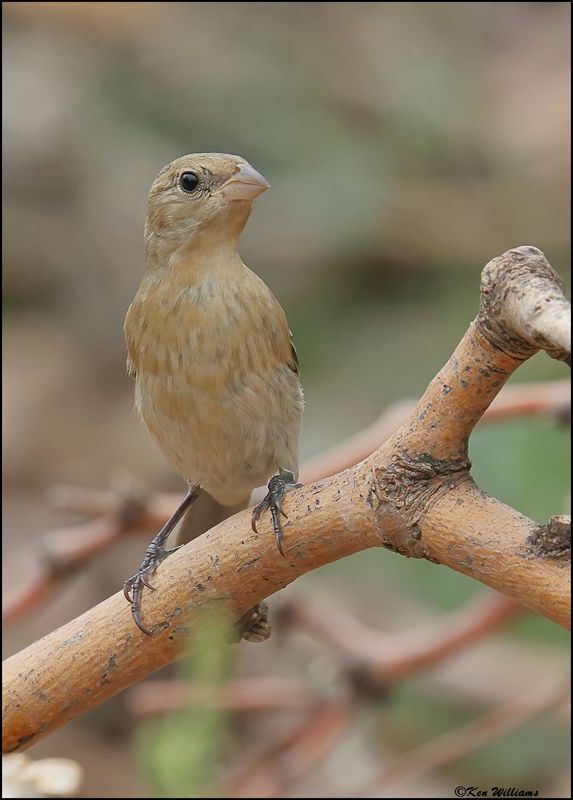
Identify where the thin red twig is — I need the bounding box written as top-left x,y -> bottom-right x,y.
127,677 -> 314,716
301,378 -> 570,483
279,591 -> 523,685
219,698 -> 353,798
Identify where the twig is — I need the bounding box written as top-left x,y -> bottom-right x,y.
301,378 -> 570,484
2,246 -> 570,754
2,487 -> 171,625
127,677 -> 314,716
219,698 -> 352,798
46,483 -> 175,528
2,518 -> 124,625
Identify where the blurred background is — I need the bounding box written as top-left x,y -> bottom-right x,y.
2,2 -> 570,798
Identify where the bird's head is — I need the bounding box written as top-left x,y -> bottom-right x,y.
145,153 -> 270,251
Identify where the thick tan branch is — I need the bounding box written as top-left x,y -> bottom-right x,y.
3,246 -> 570,754
2,451 -> 568,754
302,378 -> 570,484
4,377 -> 566,626
417,483 -> 569,620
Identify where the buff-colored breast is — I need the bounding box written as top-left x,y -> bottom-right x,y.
125,264 -> 303,506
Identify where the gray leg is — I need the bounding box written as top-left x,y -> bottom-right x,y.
123,486 -> 200,635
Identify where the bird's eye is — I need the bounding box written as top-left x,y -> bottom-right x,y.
179,171 -> 199,193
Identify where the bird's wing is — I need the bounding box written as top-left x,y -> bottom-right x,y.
288,334 -> 300,376
124,300 -> 139,378
245,265 -> 301,379
264,291 -> 301,378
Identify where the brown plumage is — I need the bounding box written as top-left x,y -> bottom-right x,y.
123,153 -> 304,634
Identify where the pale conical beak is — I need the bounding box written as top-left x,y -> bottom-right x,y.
218,163 -> 270,201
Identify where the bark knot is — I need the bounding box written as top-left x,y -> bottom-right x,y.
369,451 -> 471,522
527,515 -> 571,560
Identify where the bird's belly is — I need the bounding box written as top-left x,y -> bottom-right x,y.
135,363 -> 302,506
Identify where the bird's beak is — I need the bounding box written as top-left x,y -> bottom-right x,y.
217,163 -> 270,201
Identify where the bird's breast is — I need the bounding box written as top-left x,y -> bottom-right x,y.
126,273 -> 285,411
125,268 -> 303,496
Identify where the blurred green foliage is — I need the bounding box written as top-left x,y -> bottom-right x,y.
381,685 -> 570,787
136,608 -> 235,797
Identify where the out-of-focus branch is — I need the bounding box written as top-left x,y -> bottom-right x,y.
2,246 -> 570,754
301,378 -> 570,484
127,594 -> 523,715
1,484 -> 156,625
127,677 -> 313,716
218,698 -> 352,798
2,518 -> 126,625
127,591 -> 523,796
359,676 -> 570,797
279,591 -> 523,686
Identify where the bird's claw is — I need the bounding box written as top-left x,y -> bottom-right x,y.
251,475 -> 300,558
141,574 -> 156,591
123,542 -> 180,635
122,571 -> 155,635
233,602 -> 272,643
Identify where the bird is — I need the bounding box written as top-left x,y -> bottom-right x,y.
123,153 -> 304,635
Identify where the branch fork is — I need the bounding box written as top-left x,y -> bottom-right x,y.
2,246 -> 570,754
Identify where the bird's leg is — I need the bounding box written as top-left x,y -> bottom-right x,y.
123,486 -> 200,635
251,469 -> 302,558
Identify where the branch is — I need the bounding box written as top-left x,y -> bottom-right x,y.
3,246 -> 570,754
479,246 -> 571,366
2,518 -> 128,625
301,377 -> 570,483
279,591 -> 523,686
4,376 -> 567,625
1,484 -> 165,625
127,677 -> 313,716
218,698 -> 352,798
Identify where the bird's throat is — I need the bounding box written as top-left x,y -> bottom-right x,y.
145,202 -> 252,282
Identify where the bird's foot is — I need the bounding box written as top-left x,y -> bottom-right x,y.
251,473 -> 302,557
122,486 -> 199,635
123,541 -> 181,635
232,602 -> 272,643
